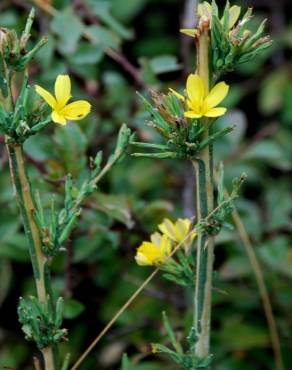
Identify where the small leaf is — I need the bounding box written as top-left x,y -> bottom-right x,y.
70,43 -> 104,65
63,298 -> 85,319
51,8 -> 83,55
149,55 -> 182,74
86,25 -> 121,50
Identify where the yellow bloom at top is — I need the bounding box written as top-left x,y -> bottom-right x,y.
171,74 -> 229,119
35,75 -> 91,125
135,232 -> 172,266
158,218 -> 196,250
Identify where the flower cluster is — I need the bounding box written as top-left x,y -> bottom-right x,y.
198,1 -> 241,30
135,218 -> 196,266
181,1 -> 272,73
181,1 -> 241,37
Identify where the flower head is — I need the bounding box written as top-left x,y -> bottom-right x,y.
35,75 -> 91,125
158,218 -> 196,250
171,74 -> 229,119
135,232 -> 172,266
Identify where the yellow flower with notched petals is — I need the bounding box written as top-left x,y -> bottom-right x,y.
35,75 -> 91,125
158,218 -> 196,250
135,232 -> 172,266
171,74 -> 229,119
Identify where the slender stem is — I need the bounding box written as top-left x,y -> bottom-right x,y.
2,57 -> 59,368
34,356 -> 42,370
230,206 -> 284,370
6,142 -> 58,370
70,268 -> 160,370
69,195 -> 232,370
193,23 -> 214,359
8,144 -> 46,300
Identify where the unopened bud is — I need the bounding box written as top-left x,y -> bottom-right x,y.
252,35 -> 271,48
0,28 -> 8,44
200,15 -> 210,30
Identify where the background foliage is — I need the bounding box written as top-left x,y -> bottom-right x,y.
0,0 -> 291,369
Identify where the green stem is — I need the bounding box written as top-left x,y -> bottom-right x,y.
2,57 -> 59,369
6,142 -> 59,370
193,24 -> 214,359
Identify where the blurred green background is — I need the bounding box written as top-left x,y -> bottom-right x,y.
0,0 -> 291,369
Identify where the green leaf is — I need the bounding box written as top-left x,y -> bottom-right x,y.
94,193 -> 134,228
0,222 -> 29,262
54,123 -> 88,176
162,312 -> 183,354
85,25 -> 121,50
121,354 -> 130,370
265,181 -> 292,229
35,35 -> 56,69
219,256 -> 252,280
112,0 -> 148,22
258,69 -> 289,115
86,0 -> 133,40
241,140 -> 285,163
218,317 -> 269,350
258,236 -> 292,278
51,7 -> 83,55
149,55 -> 181,74
281,83 -> 292,125
70,42 -> 104,65
63,298 -> 85,319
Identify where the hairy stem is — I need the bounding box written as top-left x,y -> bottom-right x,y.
193,23 -> 214,359
6,142 -> 58,370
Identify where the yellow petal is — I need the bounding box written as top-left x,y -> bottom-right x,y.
51,110 -> 67,125
204,107 -> 227,117
176,219 -> 190,238
186,74 -> 205,109
203,81 -> 229,110
158,219 -> 177,242
198,2 -> 212,17
135,252 -> 151,266
150,232 -> 162,247
159,218 -> 191,243
160,234 -> 172,256
35,85 -> 57,109
169,88 -> 185,101
61,100 -> 91,121
228,5 -> 241,29
180,28 -> 198,38
55,75 -> 71,108
184,111 -> 203,118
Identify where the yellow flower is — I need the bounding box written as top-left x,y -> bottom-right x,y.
158,218 -> 196,250
135,232 -> 172,266
35,75 -> 91,125
171,74 -> 229,119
